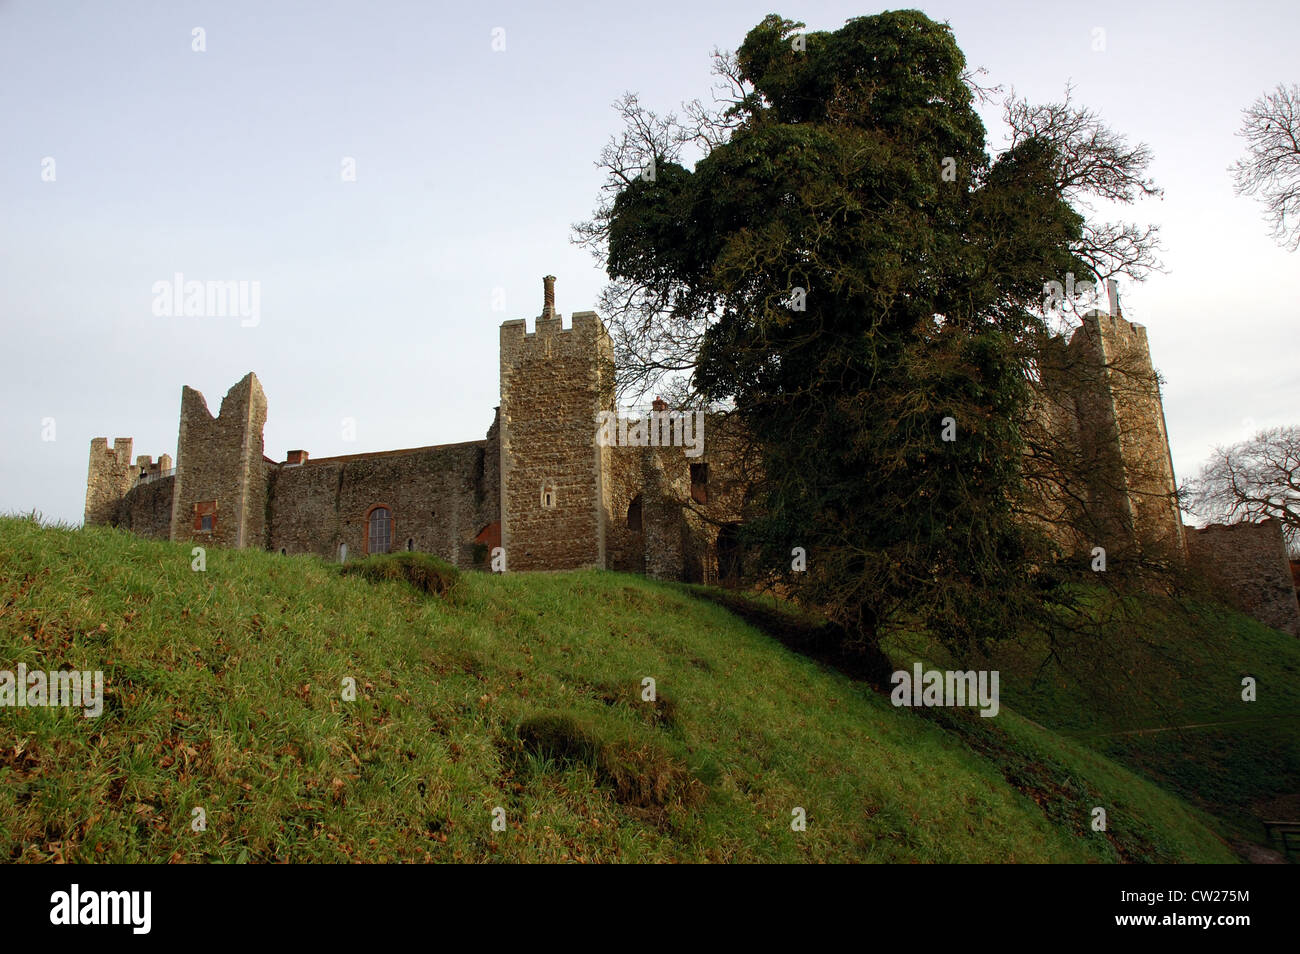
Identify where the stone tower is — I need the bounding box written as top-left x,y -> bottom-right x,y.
84,437 -> 135,526
498,276 -> 615,570
170,372 -> 269,549
1067,307 -> 1186,560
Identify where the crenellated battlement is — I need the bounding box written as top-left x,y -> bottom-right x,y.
499,312 -> 610,353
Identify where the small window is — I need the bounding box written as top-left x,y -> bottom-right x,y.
279,547 -> 287,555
627,495 -> 643,532
406,538 -> 414,552
339,543 -> 348,563
193,500 -> 217,533
690,463 -> 709,504
540,481 -> 557,509
367,506 -> 392,554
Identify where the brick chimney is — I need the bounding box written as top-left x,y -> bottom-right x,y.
651,396 -> 668,412
542,275 -> 556,318
285,450 -> 308,466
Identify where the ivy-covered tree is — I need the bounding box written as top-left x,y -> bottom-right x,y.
579,12 -> 1162,672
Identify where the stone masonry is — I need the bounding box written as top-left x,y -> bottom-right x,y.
1185,519 -> 1300,637
82,275 -> 1299,634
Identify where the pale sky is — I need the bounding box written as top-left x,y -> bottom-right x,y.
2,0 -> 1296,525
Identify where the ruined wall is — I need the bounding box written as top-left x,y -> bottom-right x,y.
640,450 -> 688,581
266,435 -> 497,568
84,437 -> 136,526
1186,519 -> 1300,637
606,449 -> 647,575
499,291 -> 615,571
170,373 -> 269,549
605,410 -> 752,583
115,475 -> 176,540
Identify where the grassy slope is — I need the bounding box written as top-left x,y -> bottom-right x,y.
0,517 -> 1234,862
882,588 -> 1300,846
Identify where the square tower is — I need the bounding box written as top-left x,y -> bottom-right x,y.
498,276 -> 615,570
1067,311 -> 1186,561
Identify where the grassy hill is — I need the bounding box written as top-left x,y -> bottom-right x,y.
882,589 -> 1300,848
0,515 -> 1245,862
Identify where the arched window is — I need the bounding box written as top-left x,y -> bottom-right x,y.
626,494 -> 643,532
406,537 -> 415,552
540,481 -> 557,509
279,547 -> 287,556
339,542 -> 348,563
367,505 -> 392,554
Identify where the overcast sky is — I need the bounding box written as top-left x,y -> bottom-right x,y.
2,0 -> 1296,526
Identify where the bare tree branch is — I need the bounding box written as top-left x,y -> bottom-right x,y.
1184,425 -> 1300,556
1230,83 -> 1300,251
1003,84 -> 1165,284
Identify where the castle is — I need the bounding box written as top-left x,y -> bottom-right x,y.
85,276 -> 1300,635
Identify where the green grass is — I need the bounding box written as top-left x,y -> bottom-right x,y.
0,515 -> 1238,862
882,586 -> 1300,849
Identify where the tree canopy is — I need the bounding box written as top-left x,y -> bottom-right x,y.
579,11 -> 1163,666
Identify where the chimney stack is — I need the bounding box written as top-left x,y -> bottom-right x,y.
1107,278 -> 1120,317
542,275 -> 556,318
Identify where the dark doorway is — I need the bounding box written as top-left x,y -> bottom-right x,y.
717,523 -> 743,584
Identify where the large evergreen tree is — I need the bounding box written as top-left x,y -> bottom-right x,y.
582,12 -> 1161,669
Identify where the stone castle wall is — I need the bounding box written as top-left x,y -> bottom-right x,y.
1186,519 -> 1300,637
81,277 -> 1295,638
116,475 -> 176,540
605,411 -> 749,582
266,434 -> 496,568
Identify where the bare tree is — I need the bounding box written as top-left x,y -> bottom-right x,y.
1003,84 -> 1165,296
1184,426 -> 1300,556
1230,83 -> 1300,251
571,54 -> 749,406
